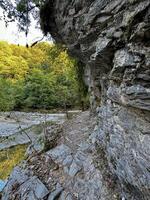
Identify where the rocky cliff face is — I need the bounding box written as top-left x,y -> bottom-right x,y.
41,0 -> 150,199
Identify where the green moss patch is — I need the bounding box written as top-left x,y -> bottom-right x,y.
0,144 -> 28,180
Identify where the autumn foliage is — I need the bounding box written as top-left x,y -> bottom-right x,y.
0,41 -> 88,111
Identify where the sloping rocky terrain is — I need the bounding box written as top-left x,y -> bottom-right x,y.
2,111 -> 120,200
39,0 -> 150,199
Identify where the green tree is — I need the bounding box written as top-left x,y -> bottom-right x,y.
23,69 -> 57,109
0,41 -> 89,111
0,78 -> 15,111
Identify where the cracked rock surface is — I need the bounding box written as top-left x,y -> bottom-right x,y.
40,0 -> 150,199
1,112 -> 120,200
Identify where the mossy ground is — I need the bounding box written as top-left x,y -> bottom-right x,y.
0,144 -> 28,180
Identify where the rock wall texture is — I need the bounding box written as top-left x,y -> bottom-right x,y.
40,0 -> 150,199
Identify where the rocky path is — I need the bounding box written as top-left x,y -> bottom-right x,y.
62,111 -> 93,151
1,111 -> 119,200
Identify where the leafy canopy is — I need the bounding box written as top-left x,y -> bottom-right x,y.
0,41 -> 89,111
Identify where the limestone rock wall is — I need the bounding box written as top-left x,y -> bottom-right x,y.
41,0 -> 150,199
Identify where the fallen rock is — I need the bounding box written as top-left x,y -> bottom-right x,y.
46,144 -> 72,164
48,183 -> 63,200
68,161 -> 82,177
2,166 -> 49,200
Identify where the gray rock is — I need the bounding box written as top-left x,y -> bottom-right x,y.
46,144 -> 72,164
0,112 -> 66,137
74,151 -> 86,166
63,155 -> 73,166
78,142 -> 93,153
26,136 -> 45,156
40,0 -> 150,199
2,167 -> 49,200
66,193 -> 74,200
68,161 -> 82,177
48,183 -> 63,200
19,176 -> 49,199
59,192 -> 74,200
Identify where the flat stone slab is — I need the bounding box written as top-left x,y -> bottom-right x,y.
68,161 -> 82,177
0,111 -> 68,150
0,112 -> 66,137
2,167 -> 49,200
48,183 -> 63,200
46,144 -> 72,164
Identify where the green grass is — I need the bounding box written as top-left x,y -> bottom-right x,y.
0,144 -> 28,180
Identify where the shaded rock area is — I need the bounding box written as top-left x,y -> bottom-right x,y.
40,0 -> 150,199
1,112 -> 120,200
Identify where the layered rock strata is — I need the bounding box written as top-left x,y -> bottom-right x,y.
40,0 -> 150,199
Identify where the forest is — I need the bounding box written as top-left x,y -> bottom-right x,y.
0,41 -> 88,111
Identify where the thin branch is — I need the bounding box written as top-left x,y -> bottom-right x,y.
30,36 -> 45,47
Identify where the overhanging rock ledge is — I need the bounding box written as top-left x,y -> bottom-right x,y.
40,0 -> 150,199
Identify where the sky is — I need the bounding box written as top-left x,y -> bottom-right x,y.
0,8 -> 49,46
